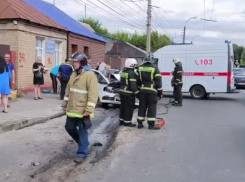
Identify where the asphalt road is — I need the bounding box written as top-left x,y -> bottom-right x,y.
80,92 -> 245,182
0,108 -> 119,182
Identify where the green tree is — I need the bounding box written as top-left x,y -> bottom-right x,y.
79,17 -> 110,36
241,49 -> 245,63
80,17 -> 171,51
233,44 -> 244,63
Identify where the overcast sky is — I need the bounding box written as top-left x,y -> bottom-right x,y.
44,0 -> 245,45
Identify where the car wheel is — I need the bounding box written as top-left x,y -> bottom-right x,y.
190,85 -> 206,99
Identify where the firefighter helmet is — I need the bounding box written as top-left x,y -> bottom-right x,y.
173,57 -> 180,64
70,52 -> 88,67
125,58 -> 137,68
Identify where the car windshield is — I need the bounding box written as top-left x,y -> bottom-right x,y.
236,70 -> 245,76
234,69 -> 244,75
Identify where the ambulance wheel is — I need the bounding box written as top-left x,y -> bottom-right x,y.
190,85 -> 206,99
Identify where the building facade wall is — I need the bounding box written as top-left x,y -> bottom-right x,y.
0,21 -> 67,93
68,33 -> 105,68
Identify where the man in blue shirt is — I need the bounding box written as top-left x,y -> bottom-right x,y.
59,59 -> 74,100
50,65 -> 59,94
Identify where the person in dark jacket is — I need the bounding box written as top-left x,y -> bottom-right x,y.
137,55 -> 162,130
171,58 -> 183,106
59,59 -> 74,100
119,58 -> 139,127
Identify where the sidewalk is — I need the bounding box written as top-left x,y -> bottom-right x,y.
0,94 -> 64,134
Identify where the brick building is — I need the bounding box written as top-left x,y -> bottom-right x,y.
0,0 -> 105,93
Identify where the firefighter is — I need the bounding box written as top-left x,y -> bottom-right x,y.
119,58 -> 139,127
171,57 -> 183,106
137,54 -> 163,130
62,52 -> 98,163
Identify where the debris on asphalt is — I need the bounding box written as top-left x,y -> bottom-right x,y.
31,162 -> 40,166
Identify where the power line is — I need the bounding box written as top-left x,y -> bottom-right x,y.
152,13 -> 172,37
210,0 -> 215,20
77,0 -> 143,29
96,0 -> 144,28
72,0 -> 140,30
102,0 -> 145,26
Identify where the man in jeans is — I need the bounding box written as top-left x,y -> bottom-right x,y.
59,59 -> 74,100
5,54 -> 15,108
62,52 -> 98,163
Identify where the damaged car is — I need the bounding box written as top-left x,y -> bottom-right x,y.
92,69 -> 139,108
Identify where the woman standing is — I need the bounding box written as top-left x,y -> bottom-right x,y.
0,56 -> 11,113
32,57 -> 44,100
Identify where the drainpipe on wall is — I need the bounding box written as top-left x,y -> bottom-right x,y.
66,32 -> 69,60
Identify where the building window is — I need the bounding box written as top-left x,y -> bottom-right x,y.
36,38 -> 45,64
72,44 -> 78,54
55,42 -> 61,65
84,46 -> 89,57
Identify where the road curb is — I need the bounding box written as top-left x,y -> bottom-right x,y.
0,112 -> 65,135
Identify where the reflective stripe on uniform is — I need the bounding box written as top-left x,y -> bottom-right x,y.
70,88 -> 88,94
135,91 -> 139,94
129,79 -> 137,82
157,88 -> 162,91
147,118 -> 156,121
119,118 -> 124,121
140,87 -> 157,92
124,120 -> 132,123
155,73 -> 161,77
67,112 -> 94,118
177,71 -> 183,73
67,112 -> 83,118
64,97 -> 69,101
120,89 -> 133,93
121,72 -> 129,85
139,67 -> 155,80
87,102 -> 96,108
137,116 -> 145,121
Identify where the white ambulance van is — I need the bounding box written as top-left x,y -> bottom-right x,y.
154,43 -> 238,99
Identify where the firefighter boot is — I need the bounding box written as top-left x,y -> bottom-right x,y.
138,122 -> 144,129
124,122 -> 137,127
148,123 -> 161,130
119,120 -> 125,126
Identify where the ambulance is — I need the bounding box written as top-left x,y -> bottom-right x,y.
154,43 -> 238,99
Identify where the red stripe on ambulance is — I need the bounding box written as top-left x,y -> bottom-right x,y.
161,72 -> 228,76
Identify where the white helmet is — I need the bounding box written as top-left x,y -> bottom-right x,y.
125,58 -> 137,68
173,57 -> 180,64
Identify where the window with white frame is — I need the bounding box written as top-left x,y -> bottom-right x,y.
36,38 -> 45,64
55,42 -> 61,65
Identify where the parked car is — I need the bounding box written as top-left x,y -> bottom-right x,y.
234,68 -> 245,89
92,69 -> 139,108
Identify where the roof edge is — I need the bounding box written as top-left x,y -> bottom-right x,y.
69,31 -> 106,44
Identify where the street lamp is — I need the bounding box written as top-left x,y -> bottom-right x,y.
191,35 -> 200,43
183,17 -> 197,44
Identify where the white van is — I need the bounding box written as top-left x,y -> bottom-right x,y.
154,43 -> 238,99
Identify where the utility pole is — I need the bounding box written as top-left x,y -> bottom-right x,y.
183,26 -> 186,44
146,0 -> 152,52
